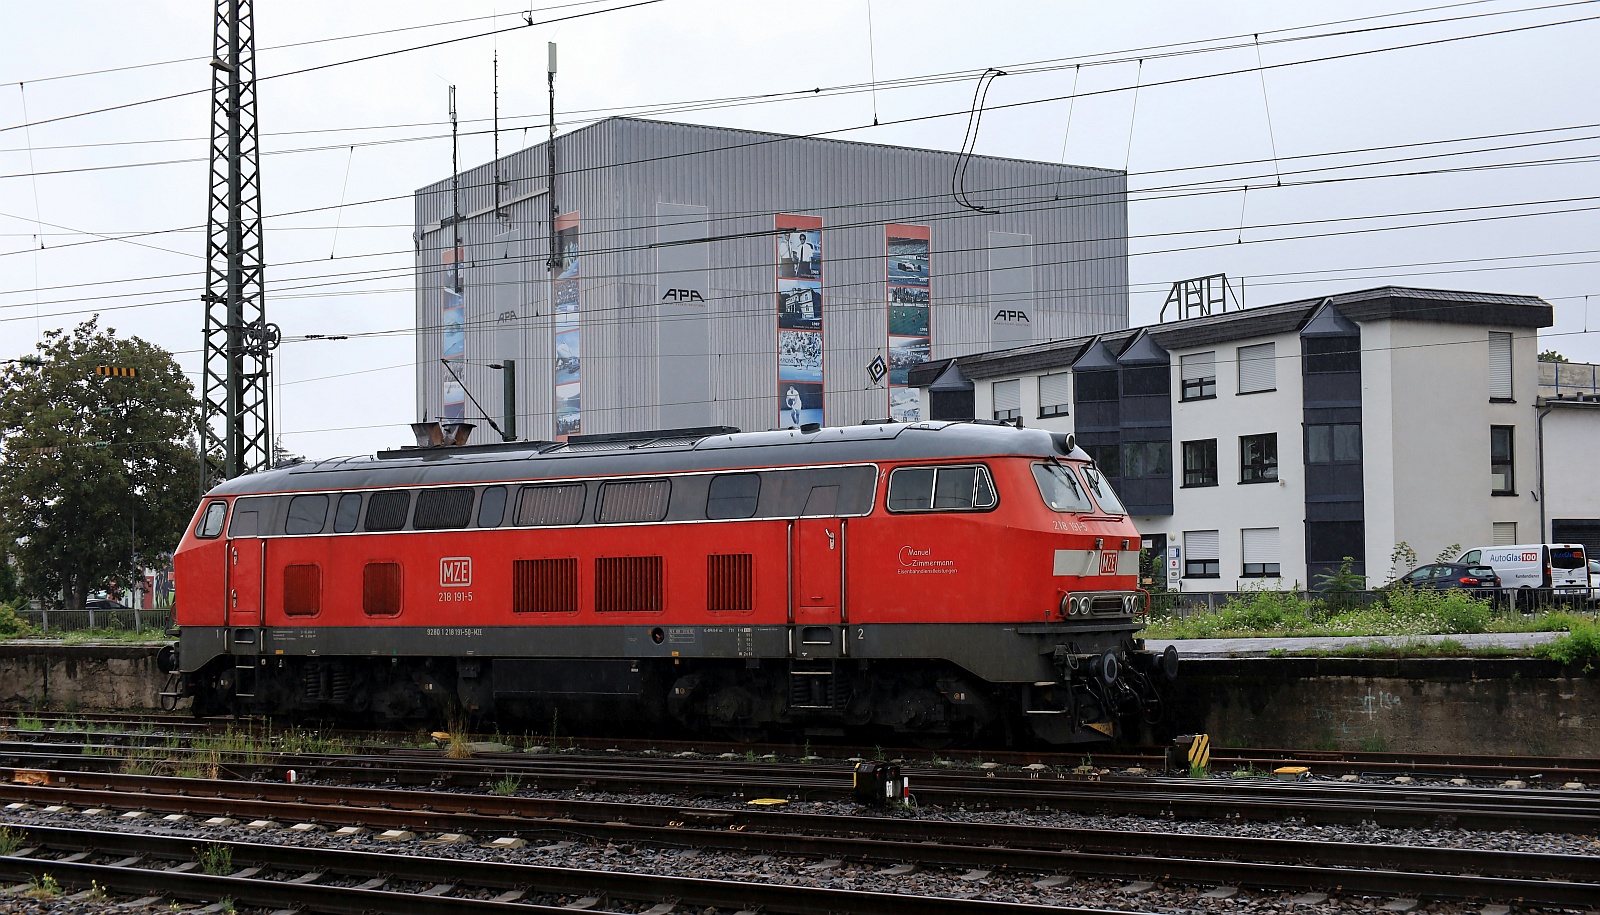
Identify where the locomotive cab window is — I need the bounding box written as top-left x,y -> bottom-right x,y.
195,501 -> 227,539
478,486 -> 508,528
1031,462 -> 1094,513
887,465 -> 996,512
228,497 -> 272,537
1078,464 -> 1127,516
285,494 -> 330,535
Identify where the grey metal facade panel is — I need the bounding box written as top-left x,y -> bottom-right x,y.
416,117 -> 1130,442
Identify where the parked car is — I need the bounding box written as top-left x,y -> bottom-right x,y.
1590,559 -> 1600,606
1458,543 -> 1589,608
83,598 -> 129,610
1387,563 -> 1503,601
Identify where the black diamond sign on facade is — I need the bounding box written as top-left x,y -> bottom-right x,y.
867,355 -> 888,385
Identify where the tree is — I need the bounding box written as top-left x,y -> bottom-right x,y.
1539,349 -> 1569,363
0,319 -> 201,611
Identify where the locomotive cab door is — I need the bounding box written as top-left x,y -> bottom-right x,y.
225,511 -> 265,629
791,485 -> 846,660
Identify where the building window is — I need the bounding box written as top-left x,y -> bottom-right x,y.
1182,439 -> 1217,487
1180,352 -> 1216,401
1305,335 -> 1360,374
1184,529 -> 1220,578
1237,342 -> 1275,393
1119,441 -> 1171,479
1492,522 -> 1517,546
1241,527 -> 1281,578
1074,369 -> 1118,402
1082,443 -> 1119,477
992,379 -> 1021,421
1240,433 -> 1278,483
1489,331 -> 1513,400
1306,424 -> 1361,463
1490,425 -> 1515,494
1123,366 -> 1170,397
1038,373 -> 1070,417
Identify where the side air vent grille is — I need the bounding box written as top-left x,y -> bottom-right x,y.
707,553 -> 753,612
513,558 -> 579,613
595,556 -> 663,613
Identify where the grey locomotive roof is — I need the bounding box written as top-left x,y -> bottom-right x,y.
907,286 -> 1553,384
207,422 -> 1084,497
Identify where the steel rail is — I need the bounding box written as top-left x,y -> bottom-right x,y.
0,773 -> 1597,904
0,824 -> 1145,915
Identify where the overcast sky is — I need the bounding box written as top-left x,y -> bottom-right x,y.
2,0 -> 1597,459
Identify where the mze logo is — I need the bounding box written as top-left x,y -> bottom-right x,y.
440,557 -> 472,587
1099,551 -> 1119,575
661,288 -> 705,303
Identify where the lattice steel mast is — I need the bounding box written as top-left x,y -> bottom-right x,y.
201,0 -> 277,483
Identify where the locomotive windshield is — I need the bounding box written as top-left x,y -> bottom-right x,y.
1079,464 -> 1127,515
1031,462 -> 1093,512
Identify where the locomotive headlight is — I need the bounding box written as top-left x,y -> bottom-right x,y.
1122,595 -> 1136,615
1073,596 -> 1090,616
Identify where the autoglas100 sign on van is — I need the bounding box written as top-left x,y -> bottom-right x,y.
1459,543 -> 1589,606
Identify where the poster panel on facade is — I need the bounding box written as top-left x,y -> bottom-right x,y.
553,213 -> 580,438
885,224 -> 930,421
441,245 -> 466,421
776,214 -> 824,429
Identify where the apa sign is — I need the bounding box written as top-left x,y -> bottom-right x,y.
440,557 -> 472,587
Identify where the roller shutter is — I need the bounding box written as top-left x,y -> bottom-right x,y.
1241,527 -> 1280,565
1489,332 -> 1513,399
1184,529 -> 1220,560
1180,351 -> 1215,381
1238,342 -> 1276,393
993,379 -> 1021,413
1038,373 -> 1070,415
1492,522 -> 1517,546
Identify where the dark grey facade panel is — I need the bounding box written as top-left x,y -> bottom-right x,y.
1301,310 -> 1364,585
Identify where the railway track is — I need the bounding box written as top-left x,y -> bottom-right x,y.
0,737 -> 1595,835
6,710 -> 1598,783
1,769 -> 1597,910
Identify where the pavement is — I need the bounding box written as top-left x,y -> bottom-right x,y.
1146,631 -> 1563,659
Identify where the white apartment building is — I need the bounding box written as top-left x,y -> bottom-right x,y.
910,287 -> 1586,591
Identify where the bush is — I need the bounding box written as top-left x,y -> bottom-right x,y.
1536,618 -> 1600,669
0,601 -> 33,638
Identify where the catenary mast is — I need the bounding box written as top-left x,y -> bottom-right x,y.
201,0 -> 277,483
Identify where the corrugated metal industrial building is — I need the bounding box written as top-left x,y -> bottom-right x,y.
413,117 -> 1129,440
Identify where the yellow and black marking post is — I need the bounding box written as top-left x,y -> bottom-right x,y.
1187,733 -> 1211,770
1167,733 -> 1211,774
94,365 -> 137,378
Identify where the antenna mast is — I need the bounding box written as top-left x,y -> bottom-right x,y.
492,51 -> 503,218
201,0 -> 278,483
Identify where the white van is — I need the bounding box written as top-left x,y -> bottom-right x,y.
1458,543 -> 1589,607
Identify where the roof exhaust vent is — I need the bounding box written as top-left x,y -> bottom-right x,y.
442,422 -> 476,446
1051,432 -> 1077,455
410,421 -> 445,447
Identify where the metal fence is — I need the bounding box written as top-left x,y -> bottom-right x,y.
17,608 -> 172,635
1146,588 -> 1593,617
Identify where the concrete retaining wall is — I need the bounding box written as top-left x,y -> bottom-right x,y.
1172,657 -> 1600,756
0,643 -> 169,710
0,645 -> 1595,756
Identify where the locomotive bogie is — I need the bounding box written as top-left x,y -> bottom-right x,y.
169,422 -> 1173,744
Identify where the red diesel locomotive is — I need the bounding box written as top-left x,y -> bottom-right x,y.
166,421 -> 1176,744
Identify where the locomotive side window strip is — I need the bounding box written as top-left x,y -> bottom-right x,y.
598,480 -> 671,524
516,483 -> 586,526
195,501 -> 227,539
886,465 -> 996,513
283,563 -> 321,617
706,474 -> 760,519
595,556 -> 663,612
364,491 -> 411,532
513,558 -> 578,613
414,487 -> 474,530
478,486 -> 508,528
707,553 -> 754,612
285,494 -> 329,535
333,493 -> 362,533
362,562 -> 403,616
